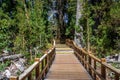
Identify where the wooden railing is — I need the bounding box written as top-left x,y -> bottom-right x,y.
66,39 -> 120,80
10,40 -> 56,80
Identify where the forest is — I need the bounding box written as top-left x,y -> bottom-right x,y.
78,0 -> 120,57
0,0 -> 120,79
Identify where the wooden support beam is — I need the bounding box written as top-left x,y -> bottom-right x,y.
101,58 -> 106,80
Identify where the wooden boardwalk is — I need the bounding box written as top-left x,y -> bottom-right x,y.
45,44 -> 92,80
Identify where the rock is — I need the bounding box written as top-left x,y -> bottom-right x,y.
106,54 -> 120,62
0,57 -> 26,79
2,50 -> 9,54
3,68 -> 11,78
106,56 -> 110,62
19,58 -> 26,64
15,62 -> 24,72
9,63 -> 18,73
109,58 -> 115,62
0,74 -> 4,80
11,58 -> 26,72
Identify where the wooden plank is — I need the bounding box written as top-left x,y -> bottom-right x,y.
45,53 -> 92,80
67,40 -> 120,80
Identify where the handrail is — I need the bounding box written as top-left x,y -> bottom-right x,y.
10,40 -> 56,80
66,39 -> 120,80
19,61 -> 39,80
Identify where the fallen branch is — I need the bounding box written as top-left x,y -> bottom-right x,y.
0,54 -> 23,62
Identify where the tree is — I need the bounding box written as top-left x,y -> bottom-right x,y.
66,0 -> 76,39
79,0 -> 120,57
56,0 -> 76,42
0,1 -> 14,51
110,1 -> 120,52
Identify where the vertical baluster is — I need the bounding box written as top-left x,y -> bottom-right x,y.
78,51 -> 80,61
82,52 -> 84,66
36,65 -> 40,79
85,54 -> 87,69
89,55 -> 92,76
48,54 -> 50,68
51,50 -> 53,64
86,54 -> 88,71
35,58 -> 40,79
49,52 -> 51,66
115,73 -> 119,80
44,58 -> 46,79
51,51 -> 54,62
54,48 -> 55,59
94,60 -> 96,80
80,50 -> 82,62
101,58 -> 106,80
28,73 -> 32,80
41,60 -> 44,80
47,55 -> 49,70
45,56 -> 48,75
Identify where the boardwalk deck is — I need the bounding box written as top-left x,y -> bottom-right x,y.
45,44 -> 92,80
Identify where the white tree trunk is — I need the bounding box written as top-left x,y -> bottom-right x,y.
74,0 -> 84,47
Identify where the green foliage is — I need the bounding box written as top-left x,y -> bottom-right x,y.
110,1 -> 120,19
0,61 -> 10,71
79,1 -> 120,57
110,1 -> 120,51
65,0 -> 77,39
0,7 -> 12,50
0,0 -> 53,55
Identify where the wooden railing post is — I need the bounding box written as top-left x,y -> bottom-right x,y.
51,49 -> 53,64
49,53 -> 51,66
82,52 -> 84,66
115,73 -> 119,80
10,76 -> 18,80
88,55 -> 92,76
45,56 -> 48,75
54,48 -> 56,59
67,40 -> 120,80
85,54 -> 87,69
28,73 -> 32,80
41,60 -> 44,80
79,50 -> 82,62
35,58 -> 40,79
101,58 -> 106,79
48,54 -> 50,68
94,60 -> 96,80
47,55 -> 49,70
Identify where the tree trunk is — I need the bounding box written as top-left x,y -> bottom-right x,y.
0,54 -> 23,62
87,18 -> 90,52
57,0 -> 66,43
74,0 -> 84,47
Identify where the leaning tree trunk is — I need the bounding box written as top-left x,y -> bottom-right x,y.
57,0 -> 66,43
74,0 -> 84,47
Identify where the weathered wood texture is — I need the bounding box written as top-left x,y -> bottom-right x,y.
45,44 -> 92,80
66,39 -> 120,80
10,40 -> 56,80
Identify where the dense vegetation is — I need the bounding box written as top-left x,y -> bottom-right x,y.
1,0 -> 120,77
79,0 -> 120,57
0,0 -> 53,60
56,0 -> 76,41
0,0 -> 119,59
